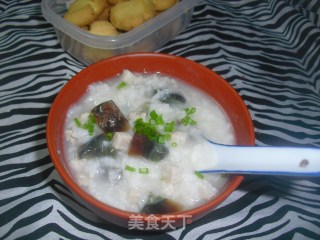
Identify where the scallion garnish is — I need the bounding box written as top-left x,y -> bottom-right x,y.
190,119 -> 197,126
139,168 -> 149,174
157,135 -> 166,144
133,109 -> 192,144
185,107 -> 196,114
125,166 -> 149,174
150,110 -> 164,125
164,121 -> 175,132
117,81 -> 127,89
125,165 -> 136,172
134,118 -> 158,141
165,134 -> 171,140
82,114 -> 96,136
74,117 -> 81,127
105,132 -> 114,141
74,114 -> 96,136
181,107 -> 197,126
134,110 -> 169,144
194,171 -> 204,180
171,142 -> 177,147
87,125 -> 94,136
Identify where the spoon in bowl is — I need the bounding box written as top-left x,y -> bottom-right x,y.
193,137 -> 320,177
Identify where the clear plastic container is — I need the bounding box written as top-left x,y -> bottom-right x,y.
41,0 -> 200,66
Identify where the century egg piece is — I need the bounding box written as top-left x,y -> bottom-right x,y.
78,133 -> 115,159
128,133 -> 168,161
141,196 -> 183,214
160,92 -> 186,106
91,100 -> 130,133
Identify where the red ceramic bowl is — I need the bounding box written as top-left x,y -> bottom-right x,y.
46,53 -> 255,230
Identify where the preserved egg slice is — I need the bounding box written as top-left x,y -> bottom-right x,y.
128,134 -> 168,161
160,92 -> 186,105
141,196 -> 183,214
91,100 -> 130,133
78,133 -> 115,159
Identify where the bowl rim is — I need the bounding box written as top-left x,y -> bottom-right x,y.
46,52 -> 254,225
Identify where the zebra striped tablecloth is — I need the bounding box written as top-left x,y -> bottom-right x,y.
1,0 -> 320,239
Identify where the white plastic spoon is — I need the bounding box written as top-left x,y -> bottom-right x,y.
193,138 -> 320,176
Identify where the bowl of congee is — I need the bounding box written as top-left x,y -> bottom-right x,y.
46,53 -> 255,230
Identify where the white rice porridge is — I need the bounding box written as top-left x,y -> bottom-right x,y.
64,70 -> 235,213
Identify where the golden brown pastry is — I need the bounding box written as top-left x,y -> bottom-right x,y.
107,0 -> 121,5
110,0 -> 155,31
96,2 -> 111,20
89,20 -> 119,35
64,0 -> 107,27
151,0 -> 177,11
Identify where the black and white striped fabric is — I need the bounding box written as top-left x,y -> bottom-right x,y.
1,0 -> 320,239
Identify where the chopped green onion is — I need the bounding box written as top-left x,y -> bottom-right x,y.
134,110 -> 175,144
181,118 -> 188,126
150,110 -> 164,125
194,171 -> 204,180
150,110 -> 157,120
82,114 -> 96,136
165,134 -> 171,141
184,115 -> 192,123
74,118 -> 81,127
125,165 -> 136,172
139,168 -> 149,174
164,121 -> 175,132
157,134 -> 171,144
88,114 -> 96,124
190,119 -> 197,126
171,142 -> 177,147
157,135 -> 166,144
185,107 -> 196,114
134,118 -> 158,141
74,114 -> 96,136
105,132 -> 114,141
156,116 -> 164,125
117,81 -> 127,89
181,107 -> 197,126
87,125 -> 94,136
181,115 -> 197,126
